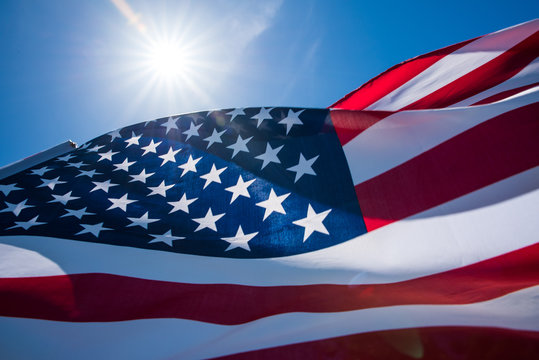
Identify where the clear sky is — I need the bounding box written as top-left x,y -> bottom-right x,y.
1,0 -> 537,166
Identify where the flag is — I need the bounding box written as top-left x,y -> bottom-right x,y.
1,20 -> 538,359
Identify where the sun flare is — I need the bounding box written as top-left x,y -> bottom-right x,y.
115,15 -> 218,117
147,41 -> 187,78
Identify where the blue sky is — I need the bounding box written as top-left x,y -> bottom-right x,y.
0,0 -> 537,166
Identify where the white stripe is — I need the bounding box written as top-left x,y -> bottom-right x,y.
1,166 -> 537,286
343,87 -> 538,185
449,57 -> 539,107
365,19 -> 538,111
1,285 -> 537,360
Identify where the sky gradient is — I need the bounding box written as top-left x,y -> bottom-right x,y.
1,0 -> 537,166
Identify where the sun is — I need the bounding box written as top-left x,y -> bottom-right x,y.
112,23 -> 215,120
147,40 -> 188,78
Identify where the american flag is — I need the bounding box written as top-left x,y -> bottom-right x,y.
0,19 -> 538,359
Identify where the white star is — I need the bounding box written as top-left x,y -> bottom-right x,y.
76,169 -> 100,178
37,176 -> 66,190
255,143 -> 284,169
87,144 -> 105,152
113,158 -> 135,172
293,204 -> 332,242
57,153 -> 76,162
147,180 -> 174,197
61,207 -> 92,219
149,230 -> 185,247
141,139 -> 162,156
203,128 -> 226,149
183,122 -> 202,140
65,161 -> 84,169
225,175 -> 255,204
256,188 -> 290,220
221,225 -> 258,252
0,199 -> 33,216
251,107 -> 273,128
178,155 -> 202,177
107,194 -> 137,212
158,147 -> 181,165
76,223 -> 110,237
78,142 -> 91,150
97,149 -> 119,162
279,109 -> 304,135
227,134 -> 253,158
287,153 -> 319,183
0,183 -> 21,196
127,211 -> 158,229
168,193 -> 197,214
30,166 -> 51,176
108,129 -> 122,140
8,216 -> 45,230
49,191 -> 80,205
91,180 -> 118,193
125,132 -> 142,147
192,208 -> 225,232
129,169 -> 154,184
200,164 -> 227,189
161,116 -> 179,134
226,108 -> 245,121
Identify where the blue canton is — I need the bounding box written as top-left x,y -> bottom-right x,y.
0,108 -> 367,258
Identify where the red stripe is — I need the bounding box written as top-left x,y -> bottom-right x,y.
330,110 -> 393,145
356,102 -> 539,232
472,82 -> 539,105
1,242 -> 537,324
329,38 -> 478,110
213,326 -> 539,360
402,31 -> 539,110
